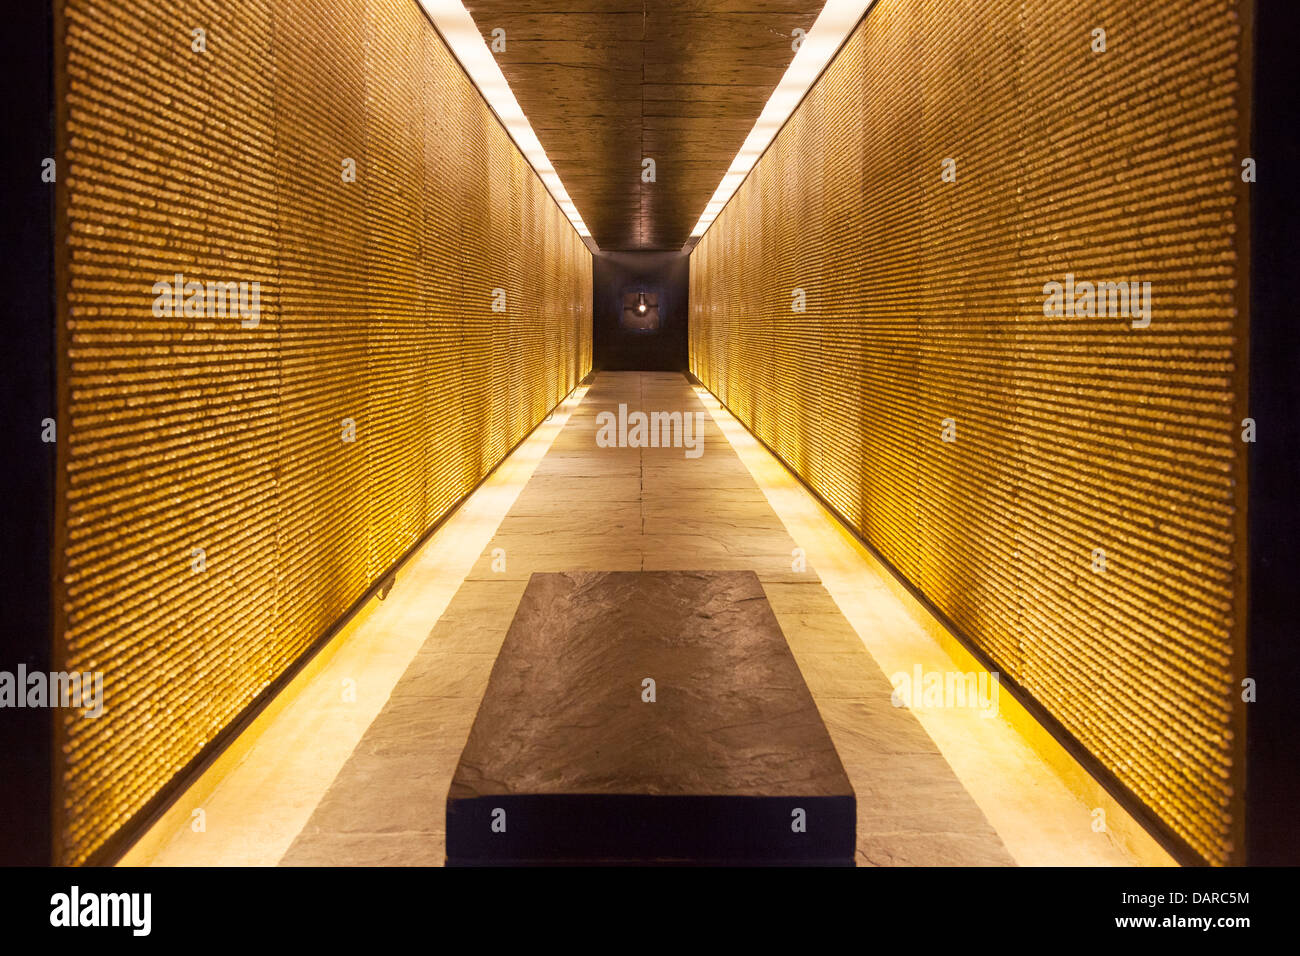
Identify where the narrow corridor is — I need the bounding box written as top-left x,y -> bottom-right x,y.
126,374 -> 1147,867
14,0 -> 1288,891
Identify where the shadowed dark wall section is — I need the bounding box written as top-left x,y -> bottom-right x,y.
1246,0 -> 1300,866
593,250 -> 689,372
0,0 -> 55,867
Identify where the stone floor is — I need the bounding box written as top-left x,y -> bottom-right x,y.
281,372 -> 1015,866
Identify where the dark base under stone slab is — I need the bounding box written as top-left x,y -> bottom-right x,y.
446,570 -> 856,865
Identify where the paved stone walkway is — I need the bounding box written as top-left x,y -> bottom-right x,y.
281,371 -> 1014,866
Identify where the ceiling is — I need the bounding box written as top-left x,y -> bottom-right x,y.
463,0 -> 826,250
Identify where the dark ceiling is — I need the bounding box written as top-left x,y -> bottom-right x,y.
463,0 -> 826,250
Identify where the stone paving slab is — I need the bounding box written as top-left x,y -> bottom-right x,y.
281,372 -> 1014,867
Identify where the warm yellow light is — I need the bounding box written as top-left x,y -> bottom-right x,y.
419,0 -> 595,247
687,0 -> 876,242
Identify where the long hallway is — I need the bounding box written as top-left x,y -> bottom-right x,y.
12,0 -> 1293,898
124,373 -> 1151,867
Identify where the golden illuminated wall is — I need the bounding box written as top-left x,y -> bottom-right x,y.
690,0 -> 1249,865
55,0 -> 592,865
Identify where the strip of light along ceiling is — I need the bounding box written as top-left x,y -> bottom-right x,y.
687,0 -> 876,243
419,0 -> 594,245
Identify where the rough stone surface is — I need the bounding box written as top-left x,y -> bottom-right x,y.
447,569 -> 855,865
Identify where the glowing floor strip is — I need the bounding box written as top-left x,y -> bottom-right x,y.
120,388 -> 589,866
692,384 -> 1175,867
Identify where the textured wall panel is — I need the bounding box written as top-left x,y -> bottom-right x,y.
362,0 -> 432,575
57,0 -> 591,865
690,0 -> 1248,864
272,0 -> 373,687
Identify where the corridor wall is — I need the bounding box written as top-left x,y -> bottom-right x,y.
689,0 -> 1251,865
54,0 -> 592,865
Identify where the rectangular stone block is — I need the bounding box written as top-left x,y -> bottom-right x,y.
446,570 -> 855,865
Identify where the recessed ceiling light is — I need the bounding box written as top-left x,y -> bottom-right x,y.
687,0 -> 876,242
419,0 -> 595,247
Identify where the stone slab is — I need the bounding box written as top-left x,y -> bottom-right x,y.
446,570 -> 856,865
